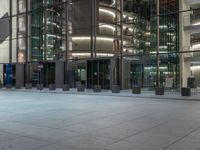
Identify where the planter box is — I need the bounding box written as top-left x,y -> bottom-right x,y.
93,85 -> 101,92
25,83 -> 32,89
155,87 -> 164,95
37,84 -> 43,90
5,84 -> 12,89
15,84 -> 22,89
0,84 -> 3,88
49,84 -> 56,91
181,87 -> 191,96
63,84 -> 70,91
132,86 -> 141,94
112,85 -> 120,93
77,85 -> 85,92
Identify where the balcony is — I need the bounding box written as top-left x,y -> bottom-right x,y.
185,0 -> 200,5
184,14 -> 200,34
185,55 -> 200,63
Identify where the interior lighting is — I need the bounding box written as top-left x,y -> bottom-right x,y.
97,37 -> 114,41
191,66 -> 200,70
193,22 -> 200,26
111,0 -> 116,6
192,43 -> 200,49
72,53 -> 90,56
128,17 -> 133,20
72,37 -> 91,40
72,53 -> 114,57
100,24 -> 115,31
99,8 -> 115,18
159,25 -> 168,29
72,37 -> 114,42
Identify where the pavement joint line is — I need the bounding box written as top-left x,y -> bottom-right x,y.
0,89 -> 200,101
161,125 -> 200,150
99,120 -> 168,150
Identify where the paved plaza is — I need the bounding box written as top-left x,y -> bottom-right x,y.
0,90 -> 200,150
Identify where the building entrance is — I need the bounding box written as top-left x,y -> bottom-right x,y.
130,64 -> 144,87
87,59 -> 110,89
32,62 -> 55,87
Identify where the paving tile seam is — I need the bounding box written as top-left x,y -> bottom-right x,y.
0,135 -> 51,148
7,111 -> 128,131
98,121 -> 168,150
22,133 -> 76,147
161,125 -> 200,150
0,134 -> 23,144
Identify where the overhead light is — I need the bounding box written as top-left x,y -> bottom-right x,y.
72,37 -> 90,40
192,43 -> 200,49
144,66 -> 167,70
159,25 -> 167,29
193,22 -> 200,26
97,37 -> 114,41
191,66 -> 200,70
159,46 -> 168,49
99,8 -> 115,18
72,53 -> 90,56
128,17 -> 133,20
111,0 -> 116,6
72,53 -> 114,57
72,36 -> 114,41
100,24 -> 115,31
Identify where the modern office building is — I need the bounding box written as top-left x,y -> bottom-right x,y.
0,0 -> 199,90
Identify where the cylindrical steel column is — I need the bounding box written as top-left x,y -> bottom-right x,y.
156,0 -> 160,87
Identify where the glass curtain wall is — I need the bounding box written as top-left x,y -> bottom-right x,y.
31,0 -> 64,86
31,0 -> 43,61
123,0 -> 179,89
150,0 -> 179,88
123,0 -> 151,88
31,0 -> 63,61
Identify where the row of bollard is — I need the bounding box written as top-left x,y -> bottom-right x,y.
0,83 -> 191,96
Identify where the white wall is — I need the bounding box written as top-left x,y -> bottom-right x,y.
12,0 -> 17,63
180,0 -> 191,87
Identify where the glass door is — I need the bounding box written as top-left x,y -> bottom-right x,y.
130,64 -> 144,87
87,59 -> 110,89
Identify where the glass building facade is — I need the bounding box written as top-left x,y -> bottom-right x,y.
0,0 -> 182,90
123,0 -> 179,88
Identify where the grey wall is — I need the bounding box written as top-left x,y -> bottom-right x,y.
56,61 -> 64,88
16,64 -> 25,86
72,0 -> 92,35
